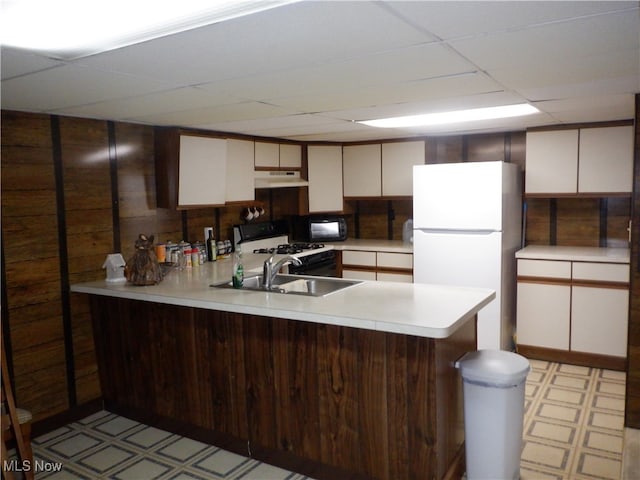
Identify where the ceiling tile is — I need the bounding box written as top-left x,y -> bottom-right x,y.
449,10 -> 638,70
55,86 -> 245,120
384,1 -> 637,40
129,101 -> 297,126
1,63 -> 175,111
75,1 -> 434,86
1,47 -> 64,80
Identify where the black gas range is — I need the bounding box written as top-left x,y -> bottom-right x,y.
253,243 -> 326,255
233,222 -> 337,277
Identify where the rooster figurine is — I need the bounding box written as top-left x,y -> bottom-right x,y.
125,234 -> 163,285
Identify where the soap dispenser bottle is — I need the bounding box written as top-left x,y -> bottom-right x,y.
232,247 -> 244,288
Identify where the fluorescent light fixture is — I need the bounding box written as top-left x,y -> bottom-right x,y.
1,0 -> 297,58
358,103 -> 540,128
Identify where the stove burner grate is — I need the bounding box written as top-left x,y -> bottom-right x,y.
253,243 -> 325,255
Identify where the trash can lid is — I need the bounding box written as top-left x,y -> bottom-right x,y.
455,350 -> 530,387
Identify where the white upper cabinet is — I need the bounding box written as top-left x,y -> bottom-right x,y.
578,126 -> 634,193
525,125 -> 633,195
382,141 -> 425,196
525,129 -> 579,194
254,141 -> 280,168
254,142 -> 302,169
226,139 -> 255,203
343,144 -> 382,197
279,144 -> 302,169
178,135 -> 227,207
308,145 -> 343,213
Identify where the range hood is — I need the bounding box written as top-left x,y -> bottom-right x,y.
254,170 -> 309,189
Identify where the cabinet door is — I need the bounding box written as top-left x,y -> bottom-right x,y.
279,144 -> 302,169
578,126 -> 634,193
382,141 -> 424,196
226,139 -> 255,203
343,144 -> 381,197
516,282 -> 570,349
308,145 -> 343,213
255,142 -> 279,168
525,130 -> 578,194
571,286 -> 628,357
178,136 -> 227,207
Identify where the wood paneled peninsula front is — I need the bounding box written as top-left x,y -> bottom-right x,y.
71,253 -> 494,480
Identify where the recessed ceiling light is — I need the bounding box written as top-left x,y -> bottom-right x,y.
358,103 -> 540,128
1,0 -> 297,58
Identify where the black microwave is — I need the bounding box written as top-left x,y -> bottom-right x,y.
308,217 -> 347,242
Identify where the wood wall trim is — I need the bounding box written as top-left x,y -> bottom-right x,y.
517,276 -> 628,289
51,115 -> 77,407
517,276 -> 571,286
625,93 -> 640,428
31,399 -> 103,438
571,280 -> 629,289
525,192 -> 632,199
517,344 -> 627,371
107,121 -> 121,253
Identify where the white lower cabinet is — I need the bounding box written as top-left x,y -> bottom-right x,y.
517,282 -> 570,350
516,258 -> 629,358
341,250 -> 413,282
571,286 -> 629,357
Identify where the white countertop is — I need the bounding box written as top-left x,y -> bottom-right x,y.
516,245 -> 630,263
71,253 -> 493,339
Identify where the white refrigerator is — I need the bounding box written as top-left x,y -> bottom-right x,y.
413,161 -> 522,350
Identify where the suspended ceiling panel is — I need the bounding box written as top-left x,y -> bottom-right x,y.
1,1 -> 637,141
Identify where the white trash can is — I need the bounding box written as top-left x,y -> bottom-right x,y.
455,350 -> 530,480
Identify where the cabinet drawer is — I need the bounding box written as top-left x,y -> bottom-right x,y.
517,259 -> 571,279
377,272 -> 413,283
342,269 -> 377,281
572,262 -> 629,283
342,250 -> 376,267
377,252 -> 412,270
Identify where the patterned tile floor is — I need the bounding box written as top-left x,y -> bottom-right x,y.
521,359 -> 626,480
26,411 -> 312,479
6,360 -> 629,479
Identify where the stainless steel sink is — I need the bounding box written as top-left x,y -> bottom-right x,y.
212,274 -> 361,297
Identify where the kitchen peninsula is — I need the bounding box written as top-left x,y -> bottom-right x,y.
71,253 -> 494,480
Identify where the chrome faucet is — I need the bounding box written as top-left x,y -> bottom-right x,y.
262,254 -> 302,290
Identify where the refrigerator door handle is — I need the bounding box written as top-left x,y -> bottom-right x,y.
417,228 -> 499,235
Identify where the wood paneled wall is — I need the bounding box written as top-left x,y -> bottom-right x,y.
626,95 -> 640,428
2,108 -> 636,429
0,111 -> 295,424
525,197 -> 631,247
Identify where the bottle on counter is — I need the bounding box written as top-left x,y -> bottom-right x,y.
206,229 -> 217,262
191,247 -> 200,267
232,247 -> 244,288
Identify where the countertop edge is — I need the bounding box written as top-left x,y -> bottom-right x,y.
71,279 -> 493,340
515,246 -> 630,263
